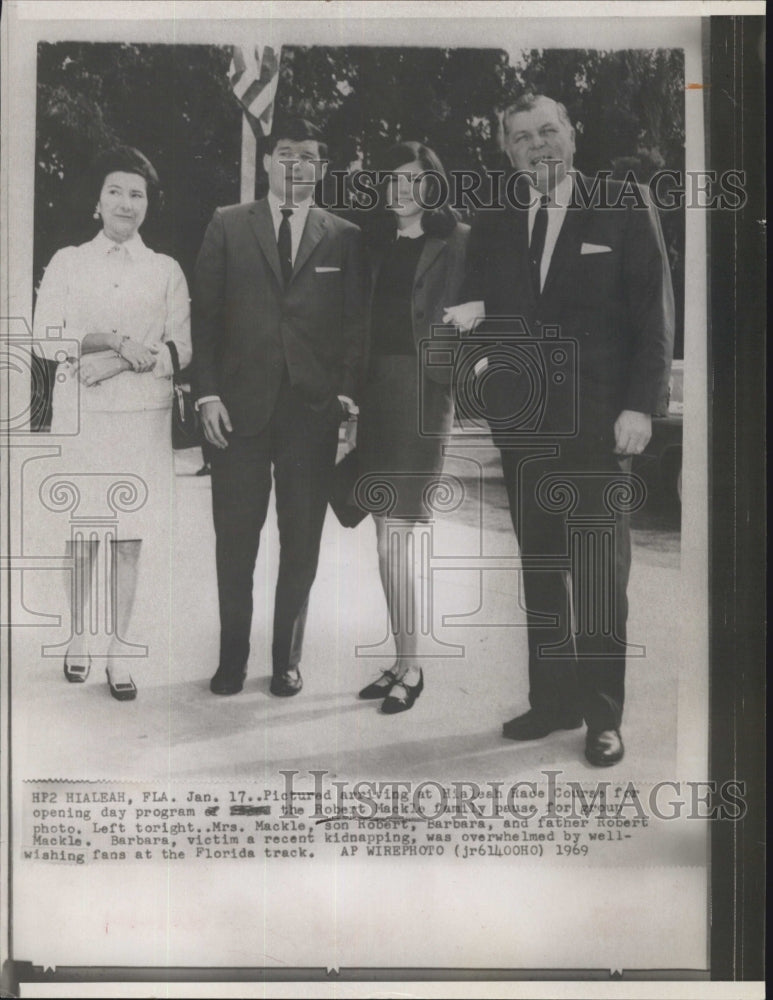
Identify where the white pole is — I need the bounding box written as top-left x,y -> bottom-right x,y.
240,115 -> 257,203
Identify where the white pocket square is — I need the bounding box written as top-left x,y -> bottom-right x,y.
581,243 -> 612,255
315,266 -> 341,273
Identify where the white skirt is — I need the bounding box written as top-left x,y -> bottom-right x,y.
32,404 -> 177,666
44,406 -> 174,544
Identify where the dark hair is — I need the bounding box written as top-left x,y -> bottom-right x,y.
265,116 -> 329,161
377,140 -> 458,239
90,145 -> 162,214
502,93 -> 573,136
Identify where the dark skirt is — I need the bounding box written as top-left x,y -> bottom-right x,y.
357,355 -> 454,520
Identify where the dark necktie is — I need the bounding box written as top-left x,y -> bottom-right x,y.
529,194 -> 549,297
278,208 -> 293,286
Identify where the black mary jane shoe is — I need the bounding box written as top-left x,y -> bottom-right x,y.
106,667 -> 137,702
358,669 -> 399,700
381,669 -> 424,715
63,649 -> 91,683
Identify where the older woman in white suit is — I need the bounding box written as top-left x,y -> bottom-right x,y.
33,145 -> 191,701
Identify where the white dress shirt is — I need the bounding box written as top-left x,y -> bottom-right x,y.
266,190 -> 313,264
395,216 -> 425,240
33,230 -> 191,412
527,173 -> 574,292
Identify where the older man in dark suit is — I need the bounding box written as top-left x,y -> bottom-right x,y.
193,117 -> 367,698
445,94 -> 674,765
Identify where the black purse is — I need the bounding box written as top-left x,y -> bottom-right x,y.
167,342 -> 201,450
329,447 -> 369,528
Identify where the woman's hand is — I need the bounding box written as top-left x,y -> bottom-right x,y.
76,352 -> 132,386
442,301 -> 485,332
117,337 -> 156,372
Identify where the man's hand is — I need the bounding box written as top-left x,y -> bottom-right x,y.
442,300 -> 485,332
75,352 -> 131,386
200,399 -> 233,449
614,410 -> 652,455
118,337 -> 156,372
337,395 -> 358,419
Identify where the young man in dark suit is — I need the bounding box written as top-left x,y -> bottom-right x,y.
193,117 -> 367,698
445,94 -> 675,765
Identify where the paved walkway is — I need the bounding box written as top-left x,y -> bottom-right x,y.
13,440 -> 685,786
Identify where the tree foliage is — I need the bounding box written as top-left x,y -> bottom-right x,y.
35,41 -> 685,354
280,46 -> 515,174
36,42 -> 241,285
510,48 -> 685,177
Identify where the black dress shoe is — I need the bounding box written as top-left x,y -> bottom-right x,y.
270,668 -> 303,697
210,665 -> 247,695
502,709 -> 583,741
381,669 -> 423,714
359,669 -> 399,699
585,728 -> 624,766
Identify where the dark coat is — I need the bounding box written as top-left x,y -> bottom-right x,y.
366,221 -> 470,384
192,198 -> 368,434
460,174 -> 675,449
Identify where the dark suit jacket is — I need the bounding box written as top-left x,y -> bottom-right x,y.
461,174 -> 675,448
192,198 -> 368,434
365,221 -> 470,384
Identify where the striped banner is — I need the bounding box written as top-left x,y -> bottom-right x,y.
229,45 -> 281,137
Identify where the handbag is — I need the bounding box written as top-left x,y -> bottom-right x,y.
166,342 -> 201,450
329,446 -> 369,528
